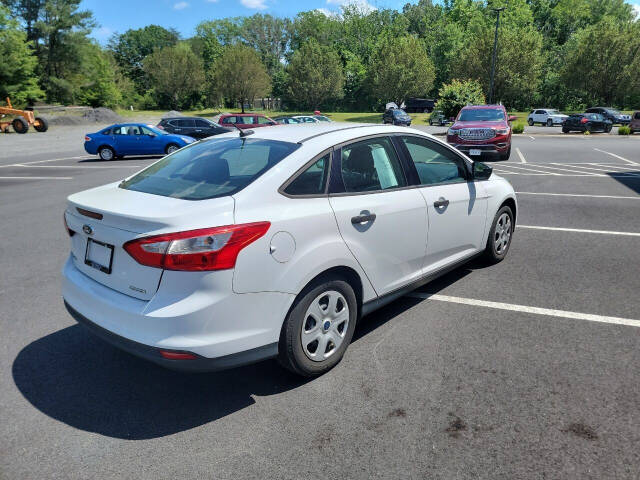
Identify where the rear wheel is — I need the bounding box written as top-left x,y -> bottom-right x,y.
605,124 -> 612,133
165,144 -> 179,155
562,126 -> 570,133
98,146 -> 115,161
278,278 -> 357,377
483,205 -> 514,264
34,117 -> 48,132
585,124 -> 592,133
12,117 -> 28,134
527,118 -> 534,126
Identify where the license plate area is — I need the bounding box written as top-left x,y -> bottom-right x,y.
469,149 -> 482,156
85,238 -> 114,274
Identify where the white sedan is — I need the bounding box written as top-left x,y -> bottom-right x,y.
62,124 -> 517,377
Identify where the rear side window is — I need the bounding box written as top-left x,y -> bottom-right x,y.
101,129 -> 111,135
172,119 -> 194,127
120,138 -> 300,200
635,113 -> 640,120
401,136 -> 467,185
194,119 -> 211,127
283,153 -> 330,196
257,116 -> 272,124
340,137 -> 406,192
221,116 -> 235,124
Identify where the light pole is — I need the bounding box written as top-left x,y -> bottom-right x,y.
488,6 -> 505,105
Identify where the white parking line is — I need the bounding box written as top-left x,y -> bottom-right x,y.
0,176 -> 72,180
516,147 -> 526,163
561,164 -> 640,176
516,192 -> 640,200
0,156 -> 88,167
407,293 -> 640,328
594,148 -> 638,165
13,164 -> 141,169
518,225 -> 640,237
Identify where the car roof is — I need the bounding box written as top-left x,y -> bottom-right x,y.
201,122 -> 423,145
461,104 -> 505,110
220,113 -> 266,117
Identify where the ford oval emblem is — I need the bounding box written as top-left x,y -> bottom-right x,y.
83,224 -> 93,235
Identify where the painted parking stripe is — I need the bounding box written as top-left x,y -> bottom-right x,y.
13,164 -> 141,169
516,147 -> 526,163
594,148 -> 638,165
560,164 -> 640,176
0,156 -> 87,167
407,293 -> 640,328
0,176 -> 72,180
516,192 -> 640,200
518,225 -> 640,237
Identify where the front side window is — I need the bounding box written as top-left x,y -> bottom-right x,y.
257,116 -> 272,125
284,153 -> 330,196
341,137 -> 406,192
120,138 -> 300,200
401,136 -> 467,185
221,116 -> 235,124
194,119 -> 211,127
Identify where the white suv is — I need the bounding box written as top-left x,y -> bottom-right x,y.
527,109 -> 568,127
62,124 -> 517,377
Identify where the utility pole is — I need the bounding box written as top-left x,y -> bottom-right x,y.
488,6 -> 505,104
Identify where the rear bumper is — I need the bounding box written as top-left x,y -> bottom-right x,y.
61,257 -> 294,371
65,301 -> 277,372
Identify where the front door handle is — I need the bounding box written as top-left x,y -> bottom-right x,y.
351,213 -> 376,224
434,198 -> 450,208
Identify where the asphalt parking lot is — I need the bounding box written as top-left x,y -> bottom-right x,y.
1,125 -> 639,479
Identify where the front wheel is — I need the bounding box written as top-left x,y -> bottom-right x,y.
562,126 -> 570,133
482,205 -> 514,264
34,117 -> 48,132
165,144 -> 179,155
499,146 -> 511,161
605,124 -> 612,133
278,278 -> 357,377
12,117 -> 28,134
546,119 -> 553,127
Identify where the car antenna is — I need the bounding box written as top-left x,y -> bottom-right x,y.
231,123 -> 254,138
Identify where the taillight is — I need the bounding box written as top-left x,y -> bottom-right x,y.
580,118 -> 588,124
84,136 -> 91,141
123,222 -> 271,271
64,212 -> 75,236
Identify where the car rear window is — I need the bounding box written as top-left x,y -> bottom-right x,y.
119,138 -> 300,200
458,109 -> 505,122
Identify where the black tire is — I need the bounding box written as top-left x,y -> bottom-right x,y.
527,118 -> 534,126
12,117 -> 28,134
605,124 -> 612,133
562,126 -> 570,133
499,146 -> 511,161
165,143 -> 179,155
278,277 -> 358,377
585,124 -> 592,133
546,118 -> 553,127
34,116 -> 48,132
98,146 -> 115,161
482,205 -> 514,264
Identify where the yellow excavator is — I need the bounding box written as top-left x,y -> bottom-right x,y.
0,97 -> 48,134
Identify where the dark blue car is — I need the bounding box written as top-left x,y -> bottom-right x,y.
84,123 -> 196,160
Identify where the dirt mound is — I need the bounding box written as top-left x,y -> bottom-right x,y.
47,107 -> 122,126
162,110 -> 183,118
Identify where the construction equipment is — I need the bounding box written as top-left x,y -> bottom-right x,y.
0,97 -> 48,134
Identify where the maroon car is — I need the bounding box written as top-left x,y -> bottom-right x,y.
218,113 -> 277,130
446,105 -> 516,161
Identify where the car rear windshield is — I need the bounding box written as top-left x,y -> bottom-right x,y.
119,138 -> 300,200
458,109 -> 505,122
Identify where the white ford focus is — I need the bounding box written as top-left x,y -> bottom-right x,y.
62,124 -> 516,376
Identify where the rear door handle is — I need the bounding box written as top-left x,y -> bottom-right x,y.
434,198 -> 449,208
351,213 -> 376,224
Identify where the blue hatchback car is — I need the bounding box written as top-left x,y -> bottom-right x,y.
84,123 -> 196,160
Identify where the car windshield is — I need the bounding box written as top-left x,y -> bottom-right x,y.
145,125 -> 166,135
314,116 -> 330,122
607,109 -> 621,115
393,109 -> 408,117
547,110 -> 560,114
458,109 -> 505,122
119,138 -> 300,200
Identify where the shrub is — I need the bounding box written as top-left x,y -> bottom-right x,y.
512,122 -> 525,134
584,130 -> 591,135
618,125 -> 631,135
436,79 -> 485,119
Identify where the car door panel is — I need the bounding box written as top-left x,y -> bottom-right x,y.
329,136 -> 428,296
398,135 -> 487,272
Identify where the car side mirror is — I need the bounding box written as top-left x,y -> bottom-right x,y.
508,115 -> 518,122
148,133 -> 156,138
473,161 -> 492,180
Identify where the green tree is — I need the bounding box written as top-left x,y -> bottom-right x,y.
285,39 -> 344,110
144,42 -> 205,109
76,44 -> 121,108
108,25 -> 179,87
562,18 -> 639,106
367,36 -> 435,107
0,4 -> 43,103
241,14 -> 291,76
436,79 -> 485,118
209,44 -> 270,112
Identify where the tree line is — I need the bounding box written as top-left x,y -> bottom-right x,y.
1,0 -> 639,112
